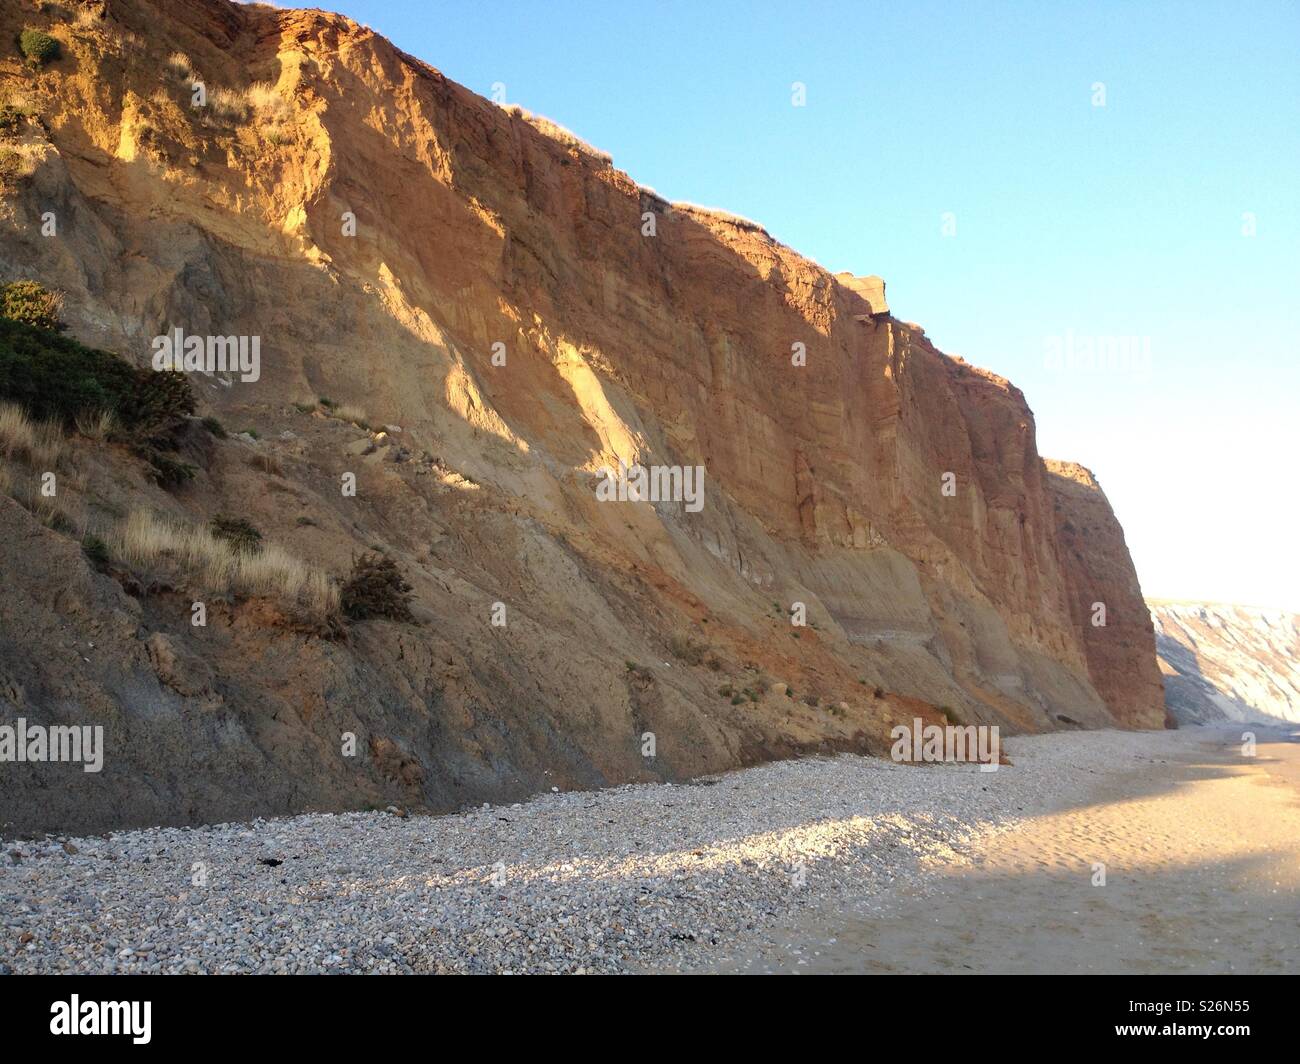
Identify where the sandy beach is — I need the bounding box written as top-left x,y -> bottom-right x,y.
701,724 -> 1300,974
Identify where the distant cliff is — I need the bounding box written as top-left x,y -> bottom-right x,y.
1151,603 -> 1300,724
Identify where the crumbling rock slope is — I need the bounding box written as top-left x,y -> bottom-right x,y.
0,0 -> 1163,835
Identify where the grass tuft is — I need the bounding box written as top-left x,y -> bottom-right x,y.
247,81 -> 290,124
165,51 -> 192,80
113,509 -> 338,614
0,400 -> 63,468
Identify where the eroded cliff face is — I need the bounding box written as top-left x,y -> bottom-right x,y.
0,0 -> 1163,835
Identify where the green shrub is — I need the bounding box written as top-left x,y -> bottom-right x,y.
0,316 -> 137,422
81,534 -> 110,569
210,515 -> 262,555
201,415 -> 226,438
0,281 -> 64,332
117,368 -> 196,446
341,552 -> 413,622
142,450 -> 196,487
18,29 -> 60,67
0,316 -> 197,489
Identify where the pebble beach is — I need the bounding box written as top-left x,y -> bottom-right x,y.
3,727 -> 1290,974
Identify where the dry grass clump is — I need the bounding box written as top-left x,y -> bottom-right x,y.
207,87 -> 248,121
247,81 -> 290,124
114,509 -> 232,589
74,407 -> 115,440
165,51 -> 193,80
0,401 -> 63,468
112,509 -> 339,614
333,403 -> 368,428
0,455 -> 83,535
241,544 -> 337,610
25,489 -> 81,534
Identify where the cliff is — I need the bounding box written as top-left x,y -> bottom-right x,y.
0,0 -> 1164,835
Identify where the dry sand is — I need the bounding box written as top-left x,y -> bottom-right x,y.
702,724 -> 1300,973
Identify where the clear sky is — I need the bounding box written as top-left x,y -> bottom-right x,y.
326,0 -> 1300,609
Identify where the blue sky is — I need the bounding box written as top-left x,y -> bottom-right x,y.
330,0 -> 1300,608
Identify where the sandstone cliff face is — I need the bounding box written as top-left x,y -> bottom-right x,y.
1151,603 -> 1300,724
0,0 -> 1163,835
1044,460 -> 1167,729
